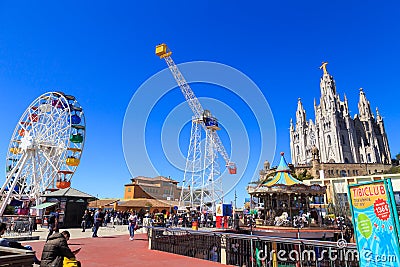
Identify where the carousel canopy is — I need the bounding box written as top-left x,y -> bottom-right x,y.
264,153 -> 303,187
248,152 -> 326,196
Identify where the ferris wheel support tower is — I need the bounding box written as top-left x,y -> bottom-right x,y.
155,44 -> 236,213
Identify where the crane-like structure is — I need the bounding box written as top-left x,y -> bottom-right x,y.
155,44 -> 236,213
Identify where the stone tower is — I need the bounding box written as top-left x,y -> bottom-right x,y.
290,62 -> 391,166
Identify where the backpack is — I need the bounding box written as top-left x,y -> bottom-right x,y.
48,213 -> 56,224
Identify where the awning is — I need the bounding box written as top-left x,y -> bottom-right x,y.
30,202 -> 58,209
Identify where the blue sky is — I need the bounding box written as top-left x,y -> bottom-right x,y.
0,1 -> 399,206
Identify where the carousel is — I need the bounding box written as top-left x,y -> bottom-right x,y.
247,152 -> 326,227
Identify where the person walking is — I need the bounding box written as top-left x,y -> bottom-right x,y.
92,208 -> 103,238
81,210 -> 90,232
47,208 -> 61,240
40,230 -> 81,267
128,211 -> 137,240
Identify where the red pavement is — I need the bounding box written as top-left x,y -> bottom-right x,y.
25,234 -> 224,267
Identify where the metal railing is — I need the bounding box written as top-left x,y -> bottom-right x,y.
225,234 -> 358,267
150,228 -> 221,263
0,215 -> 36,236
149,227 -> 359,267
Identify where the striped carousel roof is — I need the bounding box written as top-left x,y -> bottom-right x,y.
264,152 -> 303,187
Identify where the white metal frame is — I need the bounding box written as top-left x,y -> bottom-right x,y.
161,50 -> 231,213
0,92 -> 85,215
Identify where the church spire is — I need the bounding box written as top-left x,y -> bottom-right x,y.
296,98 -> 306,125
319,61 -> 337,112
358,88 -> 373,120
376,107 -> 382,122
343,93 -> 349,116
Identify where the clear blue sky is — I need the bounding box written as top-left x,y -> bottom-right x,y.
0,1 -> 399,206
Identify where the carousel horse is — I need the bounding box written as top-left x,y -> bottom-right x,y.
274,212 -> 289,226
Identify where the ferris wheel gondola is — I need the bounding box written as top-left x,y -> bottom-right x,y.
0,92 -> 86,215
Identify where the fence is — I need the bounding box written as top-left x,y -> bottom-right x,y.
150,228 -> 221,262
149,227 -> 359,267
0,215 -> 36,237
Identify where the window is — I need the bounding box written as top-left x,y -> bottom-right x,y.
313,196 -> 325,204
327,135 -> 331,146
337,193 -> 349,207
127,188 -> 131,192
341,135 -> 346,145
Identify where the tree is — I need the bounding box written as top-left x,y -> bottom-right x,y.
396,153 -> 400,165
293,170 -> 313,181
384,165 -> 400,174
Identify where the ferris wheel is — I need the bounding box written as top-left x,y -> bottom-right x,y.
0,92 -> 85,215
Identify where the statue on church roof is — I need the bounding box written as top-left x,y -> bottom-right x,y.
319,62 -> 328,75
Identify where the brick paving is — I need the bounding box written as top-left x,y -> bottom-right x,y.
23,226 -> 223,267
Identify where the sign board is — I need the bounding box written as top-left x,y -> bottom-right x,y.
216,204 -> 223,216
216,204 -> 232,216
348,179 -> 400,266
223,204 -> 233,216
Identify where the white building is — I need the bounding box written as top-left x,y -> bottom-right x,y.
290,62 -> 391,167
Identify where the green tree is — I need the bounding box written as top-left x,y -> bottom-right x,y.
294,170 -> 313,181
384,165 -> 400,174
396,153 -> 400,165
3,205 -> 15,215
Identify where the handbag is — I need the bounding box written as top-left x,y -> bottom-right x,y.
63,257 -> 79,267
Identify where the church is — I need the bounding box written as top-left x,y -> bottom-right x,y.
289,62 -> 391,178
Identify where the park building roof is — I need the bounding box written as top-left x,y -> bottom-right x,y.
42,187 -> 96,199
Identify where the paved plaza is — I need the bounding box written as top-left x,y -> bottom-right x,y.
22,225 -> 223,267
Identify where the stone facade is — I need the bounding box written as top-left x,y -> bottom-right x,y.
290,63 -> 391,173
259,157 -> 391,181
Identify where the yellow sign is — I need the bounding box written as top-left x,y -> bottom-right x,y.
349,182 -> 387,209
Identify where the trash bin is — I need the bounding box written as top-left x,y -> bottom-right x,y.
192,221 -> 198,230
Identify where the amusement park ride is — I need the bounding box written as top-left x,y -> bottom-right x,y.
155,44 -> 236,213
0,92 -> 85,215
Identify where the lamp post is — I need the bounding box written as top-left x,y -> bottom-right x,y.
337,216 -> 345,240
250,193 -> 254,267
293,215 -> 304,267
364,146 -> 368,175
168,180 -> 174,214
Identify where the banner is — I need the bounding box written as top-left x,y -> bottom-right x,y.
349,179 -> 400,266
